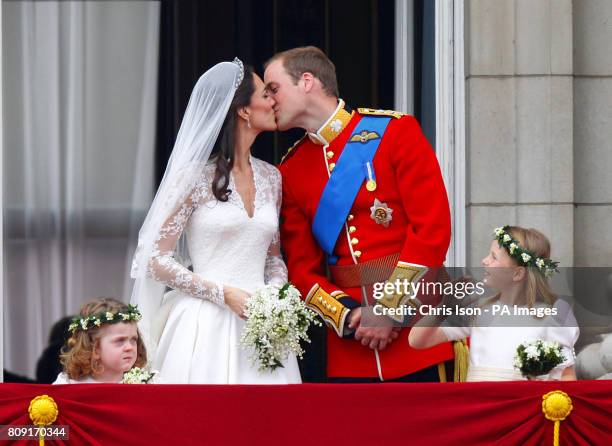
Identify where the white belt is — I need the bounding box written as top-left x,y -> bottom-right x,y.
466,365 -> 524,382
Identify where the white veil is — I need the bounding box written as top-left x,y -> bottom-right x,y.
130,59 -> 244,353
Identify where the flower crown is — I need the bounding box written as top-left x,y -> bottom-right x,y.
493,226 -> 559,277
68,304 -> 142,334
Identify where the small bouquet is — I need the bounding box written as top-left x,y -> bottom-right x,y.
513,340 -> 566,379
240,283 -> 321,372
122,367 -> 156,384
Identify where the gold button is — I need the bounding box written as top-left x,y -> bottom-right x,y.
332,307 -> 337,314
349,226 -> 356,234
348,214 -> 354,221
326,151 -> 334,159
329,163 -> 336,171
319,296 -> 323,303
354,250 -> 362,258
351,237 -> 359,245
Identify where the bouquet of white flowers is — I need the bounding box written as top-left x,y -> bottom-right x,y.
513,340 -> 566,379
122,367 -> 156,384
239,283 -> 321,372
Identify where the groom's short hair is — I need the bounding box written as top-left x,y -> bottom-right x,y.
266,46 -> 339,97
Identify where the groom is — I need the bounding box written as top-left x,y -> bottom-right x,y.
264,46 -> 454,382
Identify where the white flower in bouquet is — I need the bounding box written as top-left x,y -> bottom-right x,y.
524,344 -> 540,360
239,283 -> 321,372
514,339 -> 565,379
122,367 -> 156,384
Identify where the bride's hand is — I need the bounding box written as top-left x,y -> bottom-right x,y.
223,285 -> 251,319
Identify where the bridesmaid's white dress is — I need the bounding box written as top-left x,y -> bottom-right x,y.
442,300 -> 579,381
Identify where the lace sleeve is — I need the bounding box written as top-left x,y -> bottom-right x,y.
148,184 -> 225,306
264,167 -> 288,287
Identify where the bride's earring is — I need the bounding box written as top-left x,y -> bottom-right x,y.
247,117 -> 252,129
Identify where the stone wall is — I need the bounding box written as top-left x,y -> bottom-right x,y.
465,0 -> 611,267
573,0 -> 612,266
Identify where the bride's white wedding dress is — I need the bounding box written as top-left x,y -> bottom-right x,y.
147,156 -> 301,383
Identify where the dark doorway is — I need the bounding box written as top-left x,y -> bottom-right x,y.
156,0 -> 396,182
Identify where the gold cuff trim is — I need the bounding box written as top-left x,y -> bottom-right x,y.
378,262 -> 428,322
305,285 -> 350,337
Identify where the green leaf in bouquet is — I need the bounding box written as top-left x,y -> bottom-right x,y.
279,283 -> 291,300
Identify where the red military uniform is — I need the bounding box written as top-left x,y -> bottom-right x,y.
279,100 -> 454,380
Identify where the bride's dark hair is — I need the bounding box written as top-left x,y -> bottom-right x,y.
211,64 -> 255,202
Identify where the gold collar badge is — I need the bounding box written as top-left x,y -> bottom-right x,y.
370,198 -> 393,227
308,100 -> 353,146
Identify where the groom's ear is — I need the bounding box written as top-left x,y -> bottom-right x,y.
301,72 -> 315,93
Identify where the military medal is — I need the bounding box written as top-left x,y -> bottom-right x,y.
370,198 -> 393,227
364,161 -> 377,191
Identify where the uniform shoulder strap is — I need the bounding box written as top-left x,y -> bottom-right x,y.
357,107 -> 405,120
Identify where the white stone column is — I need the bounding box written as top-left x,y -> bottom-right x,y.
395,0 -> 414,114
573,0 -> 612,266
436,0 -> 467,267
465,0 -> 574,266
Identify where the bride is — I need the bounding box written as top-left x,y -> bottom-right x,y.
130,59 -> 301,383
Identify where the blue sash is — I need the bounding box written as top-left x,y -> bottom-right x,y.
312,115 -> 391,264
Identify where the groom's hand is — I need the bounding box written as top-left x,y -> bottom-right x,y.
347,307 -> 362,330
352,308 -> 400,350
355,325 -> 398,350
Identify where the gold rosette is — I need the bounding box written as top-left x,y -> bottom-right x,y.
28,395 -> 58,446
542,390 -> 573,446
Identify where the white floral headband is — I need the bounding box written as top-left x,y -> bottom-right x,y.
68,304 -> 142,334
493,226 -> 559,277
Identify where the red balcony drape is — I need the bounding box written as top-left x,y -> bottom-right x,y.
1,381 -> 611,445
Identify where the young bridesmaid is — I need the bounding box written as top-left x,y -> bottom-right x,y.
410,226 -> 578,381
54,298 -> 156,384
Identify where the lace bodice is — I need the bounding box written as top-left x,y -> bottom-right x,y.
147,157 -> 288,305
